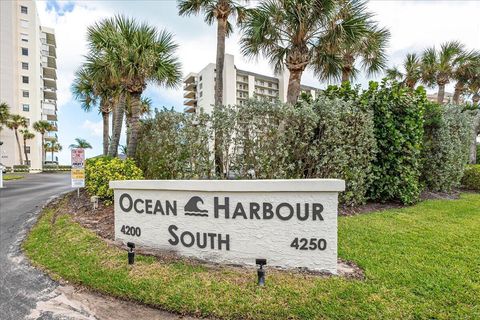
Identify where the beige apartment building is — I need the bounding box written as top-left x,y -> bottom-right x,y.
183,54 -> 319,114
0,0 -> 58,169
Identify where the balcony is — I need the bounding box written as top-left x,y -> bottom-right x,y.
49,123 -> 58,132
44,90 -> 57,101
45,132 -> 57,141
184,74 -> 196,84
184,106 -> 196,113
41,56 -> 56,69
44,78 -> 57,90
46,32 -> 56,46
183,91 -> 196,99
184,98 -> 197,106
43,67 -> 57,80
183,82 -> 196,91
42,113 -> 58,121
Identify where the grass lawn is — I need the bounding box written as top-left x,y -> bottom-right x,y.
23,193 -> 480,319
3,173 -> 25,181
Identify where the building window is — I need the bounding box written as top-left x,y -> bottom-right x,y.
22,90 -> 29,98
21,6 -> 28,14
22,76 -> 29,84
20,19 -> 29,28
21,47 -> 28,56
23,104 -> 30,111
199,76 -> 202,81
199,91 -> 203,98
22,62 -> 28,70
25,146 -> 31,154
199,83 -> 203,89
20,33 -> 28,42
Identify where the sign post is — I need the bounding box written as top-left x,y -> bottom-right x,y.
71,148 -> 85,195
110,179 -> 345,273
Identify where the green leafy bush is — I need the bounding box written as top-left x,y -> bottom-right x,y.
136,108 -> 212,179
461,165 -> 480,190
421,103 -> 474,191
364,81 -> 426,204
85,156 -> 143,203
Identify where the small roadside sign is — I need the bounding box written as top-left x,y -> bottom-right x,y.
71,148 -> 85,188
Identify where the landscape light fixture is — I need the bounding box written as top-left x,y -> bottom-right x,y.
256,258 -> 267,286
127,242 -> 135,265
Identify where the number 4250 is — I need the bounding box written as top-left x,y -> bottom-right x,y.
290,237 -> 327,250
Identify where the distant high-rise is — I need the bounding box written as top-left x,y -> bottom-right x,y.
0,0 -> 58,169
183,54 -> 319,114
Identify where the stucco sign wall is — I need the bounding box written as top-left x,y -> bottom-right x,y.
110,179 -> 345,273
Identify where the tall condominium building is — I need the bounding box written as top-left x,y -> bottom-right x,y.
0,0 -> 58,169
183,54 -> 319,114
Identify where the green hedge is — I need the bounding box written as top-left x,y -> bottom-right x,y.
462,165 -> 480,190
137,98 -> 375,206
421,103 -> 474,191
365,81 -> 426,205
85,157 -> 143,204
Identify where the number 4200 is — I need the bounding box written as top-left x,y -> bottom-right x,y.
290,237 -> 327,250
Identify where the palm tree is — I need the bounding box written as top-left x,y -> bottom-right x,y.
316,1 -> 390,83
421,41 -> 465,104
241,0 -> 369,104
6,115 -> 28,165
72,63 -> 116,156
19,129 -> 35,166
0,102 -> 10,132
385,53 -> 422,89
45,139 -> 62,163
69,138 -> 92,149
87,15 -> 181,157
33,120 -> 54,165
178,0 -> 247,107
452,51 -> 480,104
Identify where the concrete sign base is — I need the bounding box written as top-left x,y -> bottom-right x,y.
110,179 -> 345,274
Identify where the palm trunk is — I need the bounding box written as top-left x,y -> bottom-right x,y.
437,84 -> 446,104
14,129 -> 23,165
23,138 -> 29,165
341,69 -> 350,83
214,17 -> 227,176
452,82 -> 464,105
108,95 -> 125,157
126,92 -> 141,158
102,110 -> 109,156
287,68 -> 303,104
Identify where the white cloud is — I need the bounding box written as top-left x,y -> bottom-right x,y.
81,119 -> 103,137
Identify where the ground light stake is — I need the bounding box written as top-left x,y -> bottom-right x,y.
127,242 -> 135,265
256,258 -> 267,286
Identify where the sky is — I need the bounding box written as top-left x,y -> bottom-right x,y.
35,0 -> 480,164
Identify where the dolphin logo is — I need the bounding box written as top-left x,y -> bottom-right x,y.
184,196 -> 209,217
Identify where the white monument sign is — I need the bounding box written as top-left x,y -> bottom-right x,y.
110,179 -> 345,273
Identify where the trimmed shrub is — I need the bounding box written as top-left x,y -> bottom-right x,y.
477,144 -> 480,164
364,81 -> 426,204
13,165 -> 29,172
85,156 -> 143,204
136,108 -> 212,179
421,103 -> 474,191
213,98 -> 376,206
461,164 -> 480,190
